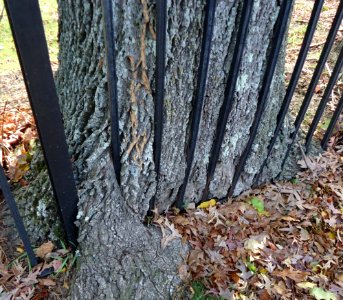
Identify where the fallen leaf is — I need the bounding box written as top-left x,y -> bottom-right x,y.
178,265 -> 191,281
160,219 -> 182,249
16,246 -> 25,253
197,199 -> 217,209
272,268 -> 308,283
228,272 -> 240,283
173,215 -> 190,226
335,272 -> 343,282
281,216 -> 297,221
259,289 -> 271,300
300,228 -> 310,241
297,281 -> 317,289
35,241 -> 54,258
250,197 -> 265,213
310,287 -> 337,300
38,278 -> 56,286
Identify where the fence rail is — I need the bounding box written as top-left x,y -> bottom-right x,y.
1,0 -> 342,265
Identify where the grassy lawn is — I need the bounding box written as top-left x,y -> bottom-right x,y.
0,0 -> 58,75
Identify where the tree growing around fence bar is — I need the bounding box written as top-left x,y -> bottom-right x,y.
10,0 -> 343,298
53,0 -> 298,298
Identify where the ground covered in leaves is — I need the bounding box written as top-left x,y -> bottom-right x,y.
0,240 -> 76,299
156,140 -> 343,299
0,0 -> 342,299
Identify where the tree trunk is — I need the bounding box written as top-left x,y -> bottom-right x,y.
31,0 -> 292,298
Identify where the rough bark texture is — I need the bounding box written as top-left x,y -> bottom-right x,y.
57,0 -> 290,216
12,0 -> 296,298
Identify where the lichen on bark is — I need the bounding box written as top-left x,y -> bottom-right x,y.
7,0 -> 299,298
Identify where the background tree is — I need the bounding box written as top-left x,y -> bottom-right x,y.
15,0 -> 294,298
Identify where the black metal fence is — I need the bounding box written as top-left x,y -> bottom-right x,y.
1,0 -> 342,266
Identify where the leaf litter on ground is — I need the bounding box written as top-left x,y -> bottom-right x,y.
0,241 -> 78,299
155,143 -> 343,299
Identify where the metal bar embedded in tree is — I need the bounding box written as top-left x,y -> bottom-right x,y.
227,0 -> 294,197
201,0 -> 253,201
101,0 -> 121,183
4,0 -> 79,247
149,0 -> 167,211
175,0 -> 217,209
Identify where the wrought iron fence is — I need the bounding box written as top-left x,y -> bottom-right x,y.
3,0 -> 79,266
1,0 -> 342,266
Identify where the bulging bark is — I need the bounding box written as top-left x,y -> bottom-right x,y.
54,0 -> 294,298
71,150 -> 188,299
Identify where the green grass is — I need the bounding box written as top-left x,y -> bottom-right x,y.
191,281 -> 224,300
287,23 -> 307,47
0,0 -> 58,74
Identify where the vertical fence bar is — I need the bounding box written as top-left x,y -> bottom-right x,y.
5,0 -> 78,246
101,0 -> 121,183
148,0 -> 167,211
254,0 -> 324,185
0,164 -> 37,266
201,0 -> 253,201
305,46 -> 343,152
280,1 -> 343,169
321,93 -> 343,150
175,0 -> 216,209
227,0 -> 294,198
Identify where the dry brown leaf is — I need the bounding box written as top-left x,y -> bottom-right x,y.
173,215 -> 190,226
272,268 -> 309,283
281,216 -> 297,222
38,278 -> 56,286
35,241 -> 54,258
160,219 -> 182,249
300,228 -> 310,241
178,264 -> 191,281
228,272 -> 240,283
259,289 -> 271,300
188,249 -> 204,265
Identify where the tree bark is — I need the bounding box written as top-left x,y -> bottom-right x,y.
22,0 -> 294,298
